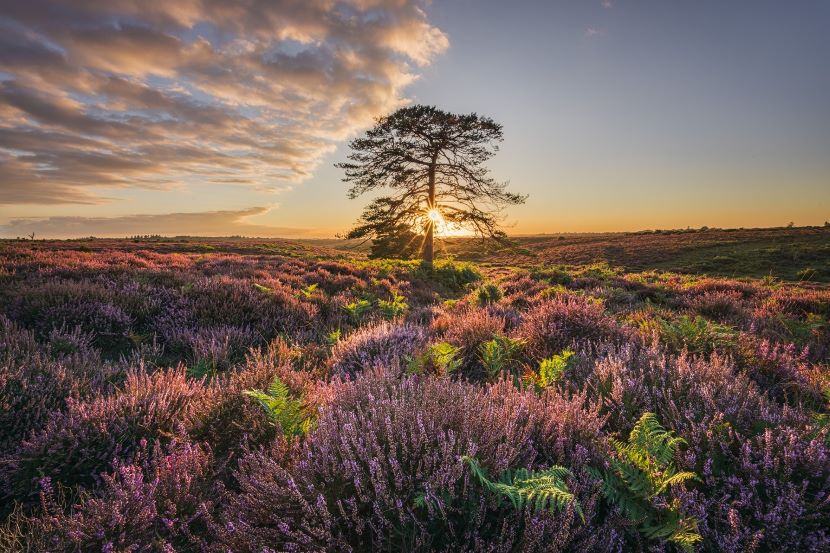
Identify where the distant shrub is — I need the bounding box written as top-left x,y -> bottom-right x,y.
410,259 -> 482,295
515,297 -> 630,360
475,283 -> 503,306
329,323 -> 427,379
686,290 -> 746,322
641,315 -> 738,357
531,266 -> 573,286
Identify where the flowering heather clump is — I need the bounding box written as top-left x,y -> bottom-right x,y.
515,296 -> 632,360
677,424 -> 830,552
213,448 -> 344,552
736,337 -> 825,406
441,308 -> 511,380
0,317 -> 115,457
2,242 -> 829,551
329,322 -> 428,379
580,342 -> 830,550
221,372 -> 617,552
12,440 -> 214,552
167,324 -> 260,377
186,276 -> 318,339
9,367 -> 203,503
685,290 -> 748,323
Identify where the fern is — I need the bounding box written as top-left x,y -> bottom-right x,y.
536,349 -> 575,389
407,342 -> 462,376
343,299 -> 372,322
253,283 -> 272,294
645,315 -> 737,356
588,412 -> 701,552
243,376 -> 314,438
325,328 -> 342,347
298,283 -> 318,298
462,456 -> 584,522
479,335 -> 525,380
378,291 -> 408,319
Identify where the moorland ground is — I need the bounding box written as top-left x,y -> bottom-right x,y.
0,227 -> 829,552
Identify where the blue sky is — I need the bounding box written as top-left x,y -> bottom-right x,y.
1,0 -> 828,237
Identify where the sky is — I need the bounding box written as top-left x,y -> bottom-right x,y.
1,0 -> 828,238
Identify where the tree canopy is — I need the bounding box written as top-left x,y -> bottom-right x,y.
337,105 -> 526,264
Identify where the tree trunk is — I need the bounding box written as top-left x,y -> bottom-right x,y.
422,155 -> 437,267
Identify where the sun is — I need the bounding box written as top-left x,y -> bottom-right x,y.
422,208 -> 473,237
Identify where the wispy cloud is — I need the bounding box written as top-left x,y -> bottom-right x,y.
585,27 -> 606,38
0,206 -> 315,238
601,0 -> 613,9
0,1 -> 448,206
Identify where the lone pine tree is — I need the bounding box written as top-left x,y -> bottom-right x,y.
337,105 -> 525,264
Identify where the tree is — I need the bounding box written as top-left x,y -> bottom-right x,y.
366,223 -> 421,260
337,105 -> 526,265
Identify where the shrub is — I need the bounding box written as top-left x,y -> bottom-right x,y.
12,440 -> 214,552
10,367 -> 202,502
475,283 -> 503,306
166,325 -> 259,377
442,308 -> 509,381
213,449 -> 344,552
686,290 -> 746,322
190,340 -> 313,468
329,323 -> 428,379
515,297 -> 631,360
581,343 -> 830,550
0,318 -> 121,478
221,373 -> 615,552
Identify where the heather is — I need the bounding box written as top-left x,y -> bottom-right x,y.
1,241 -> 828,552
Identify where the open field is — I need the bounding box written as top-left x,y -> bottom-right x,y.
1,235 -> 829,551
303,226 -> 830,282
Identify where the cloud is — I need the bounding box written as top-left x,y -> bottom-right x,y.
585,27 -> 606,38
0,206 -> 315,238
0,0 -> 448,206
601,0 -> 613,8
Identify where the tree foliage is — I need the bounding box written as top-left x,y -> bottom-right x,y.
337,105 -> 526,263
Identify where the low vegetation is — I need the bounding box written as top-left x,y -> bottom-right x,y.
0,238 -> 828,552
